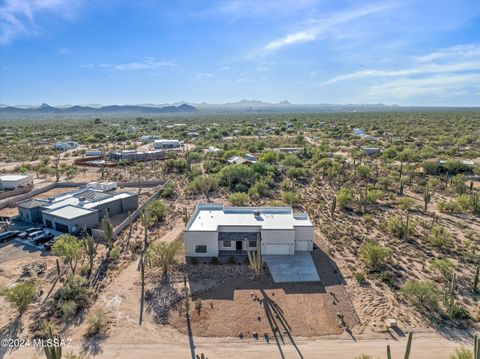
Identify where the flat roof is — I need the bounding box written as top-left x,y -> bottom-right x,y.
0,174 -> 30,181
46,205 -> 97,220
186,204 -> 313,231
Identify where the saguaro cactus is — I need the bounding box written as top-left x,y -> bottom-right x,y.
331,196 -> 337,218
423,185 -> 431,212
184,275 -> 190,317
246,234 -> 263,276
43,326 -> 62,359
474,334 -> 479,359
387,331 -> 413,359
473,266 -> 479,293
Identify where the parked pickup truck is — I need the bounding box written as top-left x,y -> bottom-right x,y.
0,230 -> 20,243
32,232 -> 54,246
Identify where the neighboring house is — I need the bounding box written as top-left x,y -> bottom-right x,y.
109,149 -> 165,163
18,182 -> 138,234
187,132 -> 199,138
0,174 -> 33,190
153,139 -> 183,150
85,150 -> 103,157
183,204 -> 314,260
363,147 -> 380,156
140,135 -> 158,142
207,146 -> 221,153
227,153 -> 257,165
53,141 -> 78,151
276,147 -> 303,154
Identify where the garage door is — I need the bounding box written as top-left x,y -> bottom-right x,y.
55,223 -> 69,233
263,242 -> 290,255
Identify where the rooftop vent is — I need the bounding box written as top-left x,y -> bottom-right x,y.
253,210 -> 261,217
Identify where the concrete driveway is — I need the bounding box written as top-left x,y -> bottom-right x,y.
264,252 -> 320,283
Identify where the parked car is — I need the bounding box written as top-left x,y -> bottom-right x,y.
32,233 -> 54,246
26,227 -> 42,234
28,230 -> 44,239
0,230 -> 20,242
18,231 -> 28,239
43,237 -> 59,251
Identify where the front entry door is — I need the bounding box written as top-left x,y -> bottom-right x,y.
236,240 -> 242,251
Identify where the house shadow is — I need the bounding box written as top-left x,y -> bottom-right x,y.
1,238 -> 50,257
0,316 -> 21,359
260,289 -> 304,359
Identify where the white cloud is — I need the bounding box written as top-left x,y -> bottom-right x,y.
319,61 -> 480,85
261,4 -> 386,53
415,44 -> 480,62
367,73 -> 480,99
0,0 -> 83,44
80,58 -> 176,71
196,72 -> 214,80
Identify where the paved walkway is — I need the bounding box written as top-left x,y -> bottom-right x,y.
264,252 -> 320,283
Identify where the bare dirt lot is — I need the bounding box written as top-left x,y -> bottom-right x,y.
169,234 -> 359,338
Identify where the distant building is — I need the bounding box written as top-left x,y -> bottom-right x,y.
53,141 -> 78,151
85,150 -> 103,157
187,132 -> 199,138
109,149 -> 165,163
153,139 -> 182,150
207,146 -> 221,153
276,147 -> 303,154
0,174 -> 33,190
184,204 -> 314,259
18,182 -> 138,234
363,147 -> 380,155
140,135 -> 158,142
227,153 -> 257,165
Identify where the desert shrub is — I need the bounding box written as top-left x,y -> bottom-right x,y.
396,197 -> 415,210
0,281 -> 37,314
218,164 -> 256,190
248,178 -> 272,198
229,192 -> 249,205
450,348 -> 474,359
60,300 -> 78,320
360,241 -> 392,271
401,280 -> 441,310
383,215 -> 415,239
429,225 -> 454,249
281,191 -> 301,206
109,246 -> 120,261
430,258 -> 456,281
160,183 -> 175,198
146,200 -> 167,222
86,308 -> 110,337
354,272 -> 367,285
58,274 -> 90,307
336,188 -> 354,209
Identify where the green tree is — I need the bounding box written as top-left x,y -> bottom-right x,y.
281,191 -> 301,207
430,259 -> 456,281
52,234 -> 84,274
0,281 -> 37,315
146,240 -> 183,277
401,280 -> 441,310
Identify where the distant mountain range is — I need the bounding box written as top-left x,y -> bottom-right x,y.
0,100 -> 477,117
0,103 -> 198,115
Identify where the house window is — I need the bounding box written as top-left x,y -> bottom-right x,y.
195,245 -> 207,253
45,220 -> 53,229
223,240 -> 232,248
248,240 -> 257,248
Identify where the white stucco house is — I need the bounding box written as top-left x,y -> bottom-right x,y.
0,174 -> 33,190
183,204 -> 314,260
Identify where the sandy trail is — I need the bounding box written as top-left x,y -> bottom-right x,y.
6,332 -> 465,359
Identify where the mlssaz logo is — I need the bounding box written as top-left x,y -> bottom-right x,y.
33,338 -> 72,348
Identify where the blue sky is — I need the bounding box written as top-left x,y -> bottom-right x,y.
1,0 -> 480,106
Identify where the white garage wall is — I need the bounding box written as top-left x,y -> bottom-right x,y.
184,231 -> 218,257
294,226 -> 314,251
261,229 -> 295,255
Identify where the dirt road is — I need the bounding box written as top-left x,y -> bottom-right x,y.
6,332 -> 465,359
